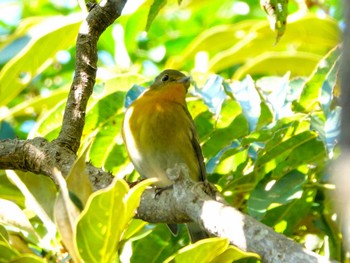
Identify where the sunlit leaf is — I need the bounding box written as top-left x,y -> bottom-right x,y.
0,87 -> 69,122
6,170 -> 56,246
146,0 -> 167,31
0,14 -> 82,107
0,241 -> 19,261
76,179 -> 154,263
202,100 -> 248,159
260,0 -> 288,43
195,74 -> 226,117
0,199 -> 41,246
229,76 -> 261,131
54,169 -> 81,262
207,15 -> 339,74
66,143 -> 93,208
8,254 -> 45,263
256,73 -> 291,120
233,51 -> 321,80
165,238 -> 258,263
295,45 -> 341,113
211,245 -> 260,263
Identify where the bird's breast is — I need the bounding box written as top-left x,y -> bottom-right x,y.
123,98 -> 193,187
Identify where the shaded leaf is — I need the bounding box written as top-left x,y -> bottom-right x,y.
248,171 -> 306,219
131,224 -> 186,263
262,188 -> 316,235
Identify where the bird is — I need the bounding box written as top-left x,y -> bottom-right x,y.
122,69 -> 208,242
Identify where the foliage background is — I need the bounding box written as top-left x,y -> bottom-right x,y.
0,0 -> 344,262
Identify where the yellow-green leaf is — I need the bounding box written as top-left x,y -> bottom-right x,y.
66,143 -> 93,208
260,0 -> 288,43
75,178 -> 154,263
0,14 -> 82,107
164,238 -> 229,263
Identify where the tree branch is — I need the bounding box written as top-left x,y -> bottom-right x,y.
54,0 -> 127,153
137,164 -> 335,263
0,138 -> 113,190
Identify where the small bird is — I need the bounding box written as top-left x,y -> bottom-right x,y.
122,69 -> 208,241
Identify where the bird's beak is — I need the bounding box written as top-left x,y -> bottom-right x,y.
177,76 -> 191,90
177,76 -> 191,83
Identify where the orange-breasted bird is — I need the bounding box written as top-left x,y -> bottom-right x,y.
122,69 -> 208,241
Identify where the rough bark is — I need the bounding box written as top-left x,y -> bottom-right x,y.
137,164 -> 335,263
54,0 -> 127,153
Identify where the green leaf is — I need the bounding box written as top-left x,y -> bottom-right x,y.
76,179 -> 154,263
9,254 -> 45,263
131,223 -> 186,263
120,219 -> 149,241
295,45 -> 341,113
255,130 -> 316,178
214,147 -> 248,175
0,199 -> 39,241
208,15 -> 339,74
5,171 -> 56,247
165,238 -> 259,263
0,241 -> 19,261
0,14 -> 82,107
66,143 -> 93,208
146,0 -> 167,31
262,188 -> 316,235
233,51 -> 322,80
202,100 -> 249,159
54,169 -> 81,262
256,102 -> 274,129
29,100 -> 66,139
0,173 -> 25,208
0,87 -> 69,122
211,245 -> 260,263
166,20 -> 258,69
260,0 -> 288,43
248,171 -> 306,219
165,238 -> 229,263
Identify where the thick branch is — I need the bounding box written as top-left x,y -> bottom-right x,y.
0,138 -> 113,190
54,0 -> 127,153
136,165 -> 336,263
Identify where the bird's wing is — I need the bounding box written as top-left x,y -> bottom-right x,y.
182,105 -> 206,182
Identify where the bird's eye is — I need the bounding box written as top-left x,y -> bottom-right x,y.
161,74 -> 169,82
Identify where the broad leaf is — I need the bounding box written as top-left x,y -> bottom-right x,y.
76,179 -> 154,263
0,14 -> 82,106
